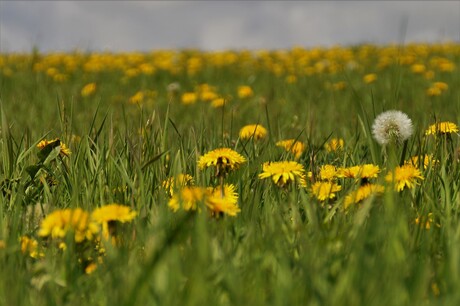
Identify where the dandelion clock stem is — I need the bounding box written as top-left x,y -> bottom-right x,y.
399,140 -> 408,166
220,175 -> 225,197
385,144 -> 399,169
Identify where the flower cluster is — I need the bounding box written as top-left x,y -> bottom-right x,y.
276,139 -> 305,159
344,184 -> 385,209
162,174 -> 194,196
38,204 -> 137,243
425,122 -> 459,135
38,208 -> 99,243
339,164 -> 384,208
168,184 -> 241,217
23,204 -> 138,273
310,164 -> 342,201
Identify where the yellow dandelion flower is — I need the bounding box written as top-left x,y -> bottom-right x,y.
405,154 -> 438,169
338,164 -> 380,179
285,75 -> 297,84
91,204 -> 137,224
181,92 -> 197,105
435,59 -> 455,72
206,196 -> 241,217
431,282 -> 441,296
211,98 -> 225,108
410,64 -> 426,74
433,82 -> 448,91
237,85 -> 253,99
311,181 -> 342,201
196,84 -> 216,93
53,73 -> 68,82
162,174 -> 194,196
20,236 -> 44,259
59,242 -> 67,251
363,73 -> 377,84
319,164 -> 338,181
168,184 -> 240,217
324,138 -> 344,152
415,213 -> 434,230
85,262 -> 98,274
91,204 -> 137,241
385,164 -> 424,192
37,138 -> 72,157
200,90 -> 219,102
168,186 -> 206,212
198,148 -> 246,176
38,208 -> 99,243
239,124 -> 268,141
206,184 -> 241,217
81,82 -> 96,97
344,184 -> 385,209
129,91 -> 144,104
276,139 -> 305,159
426,87 -> 442,96
332,81 -> 347,91
424,70 -> 435,80
258,161 -> 307,188
139,63 -> 155,75
425,122 -> 459,135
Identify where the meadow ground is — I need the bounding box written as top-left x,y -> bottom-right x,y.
0,43 -> 460,305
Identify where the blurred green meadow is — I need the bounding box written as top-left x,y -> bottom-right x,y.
0,43 -> 460,306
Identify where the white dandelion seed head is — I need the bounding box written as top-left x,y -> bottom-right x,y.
167,82 -> 181,92
372,110 -> 413,145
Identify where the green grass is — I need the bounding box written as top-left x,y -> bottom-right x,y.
0,44 -> 460,305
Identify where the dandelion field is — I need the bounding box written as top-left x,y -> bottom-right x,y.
0,43 -> 460,305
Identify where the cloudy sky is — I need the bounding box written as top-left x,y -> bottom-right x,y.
1,1 -> 459,52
